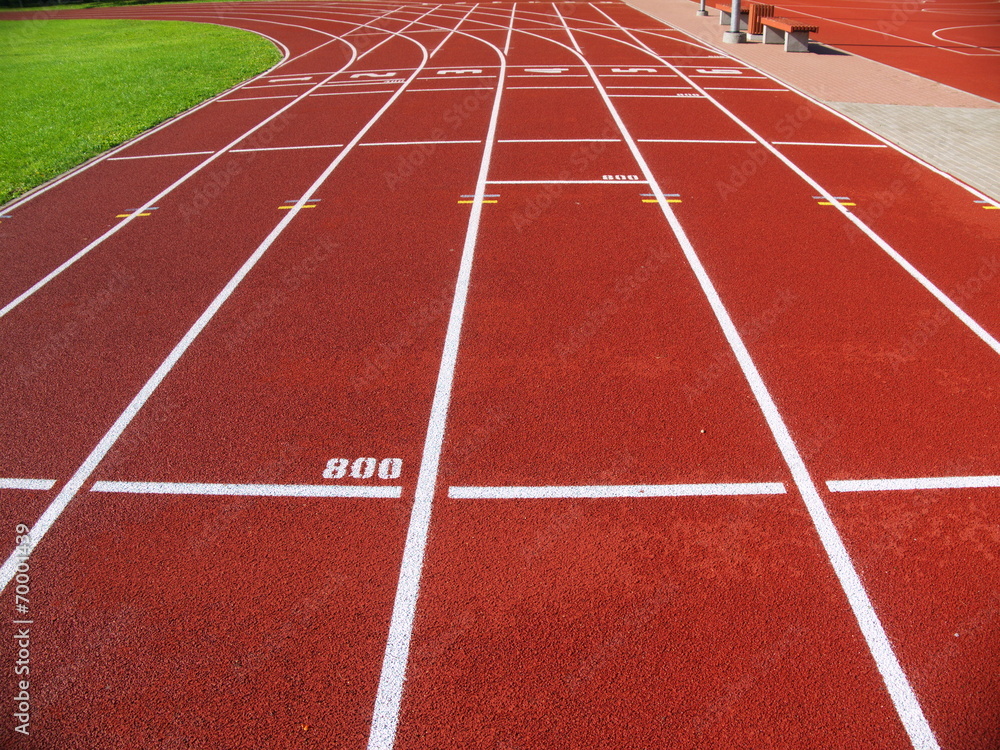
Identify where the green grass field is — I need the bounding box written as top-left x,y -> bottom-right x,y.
0,18 -> 280,204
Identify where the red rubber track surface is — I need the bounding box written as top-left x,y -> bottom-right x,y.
698,0 -> 1000,102
1,3 -> 998,749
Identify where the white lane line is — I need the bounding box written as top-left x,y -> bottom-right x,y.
639,138 -> 755,144
312,90 -> 395,96
0,479 -> 57,491
828,476 -> 1000,493
219,94 -> 299,102
0,8 -> 407,321
588,6 -> 940,748
0,20 -> 437,598
449,483 -> 787,498
408,87 -> 496,92
91,481 -> 402,498
610,93 -> 702,98
504,2 -> 515,55
107,151 -> 216,161
359,140 -> 482,146
498,138 -> 621,142
230,143 -> 345,153
703,87 -> 788,91
487,179 -> 648,184
508,85 -> 594,89
772,141 -> 888,148
430,3 -> 477,57
553,3 -> 584,54
366,30 -> 507,750
244,81 -> 316,89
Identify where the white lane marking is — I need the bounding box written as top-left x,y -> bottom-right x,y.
504,2 -> 516,55
639,138 -> 755,144
828,476 -> 1000,493
244,81 -> 317,89
349,71 -> 401,79
0,479 -> 56,491
508,85 -> 594,89
434,67 -> 485,75
498,138 -> 621,142
581,8 -> 940,749
553,3 -> 584,54
611,93 -> 702,98
313,90 -> 395,96
91,481 -> 402,498
431,3 -> 477,57
509,73 -> 589,77
702,87 -> 788,91
487,179 -> 649,184
0,8 -> 409,321
107,151 -> 216,161
323,78 -> 407,87
219,94 -> 299,102
772,141 -> 888,148
0,19 -> 438,598
266,76 -> 314,82
359,140 -> 482,146
230,143 -> 345,153
366,29 -> 507,750
449,483 -> 787,498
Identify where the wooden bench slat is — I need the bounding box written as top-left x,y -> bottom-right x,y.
761,16 -> 820,32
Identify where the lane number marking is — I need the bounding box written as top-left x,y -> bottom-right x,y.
324,457 -> 403,480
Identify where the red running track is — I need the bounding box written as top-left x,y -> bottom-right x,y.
731,0 -> 1000,102
1,2 -> 999,749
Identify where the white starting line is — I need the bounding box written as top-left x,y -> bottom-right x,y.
0,478 -> 57,491
828,476 -> 1000,493
449,482 -> 787,499
90,481 -> 402,498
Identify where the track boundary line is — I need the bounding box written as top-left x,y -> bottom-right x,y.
0,10 -> 440,596
569,8 -> 940,748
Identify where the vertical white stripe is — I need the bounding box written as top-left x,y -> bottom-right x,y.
366,30 -> 507,750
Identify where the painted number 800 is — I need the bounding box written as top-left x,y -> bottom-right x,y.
323,457 -> 403,480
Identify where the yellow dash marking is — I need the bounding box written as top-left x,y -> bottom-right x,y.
984,205 -> 999,210
642,199 -> 682,203
279,204 -> 317,209
458,200 -> 498,204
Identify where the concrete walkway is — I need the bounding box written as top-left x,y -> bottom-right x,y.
624,0 -> 1000,200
